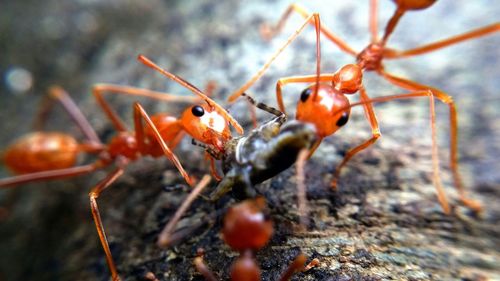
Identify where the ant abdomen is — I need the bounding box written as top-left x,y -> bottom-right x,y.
4,132 -> 79,174
222,197 -> 273,251
392,0 -> 437,10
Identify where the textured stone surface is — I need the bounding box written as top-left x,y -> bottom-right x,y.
0,1 -> 499,281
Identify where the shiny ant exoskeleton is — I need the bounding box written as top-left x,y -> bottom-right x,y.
226,0 -> 499,214
0,76 -> 245,281
194,197 -> 319,281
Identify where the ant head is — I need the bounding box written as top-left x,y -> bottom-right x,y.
230,250 -> 261,281
296,83 -> 351,138
180,104 -> 232,150
222,197 -> 273,251
332,64 -> 362,94
392,0 -> 437,10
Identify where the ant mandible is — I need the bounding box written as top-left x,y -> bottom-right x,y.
0,79 -> 243,280
194,197 -> 319,281
226,0 -> 499,214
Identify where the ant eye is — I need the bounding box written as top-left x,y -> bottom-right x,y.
336,111 -> 349,127
191,105 -> 205,117
300,88 -> 312,102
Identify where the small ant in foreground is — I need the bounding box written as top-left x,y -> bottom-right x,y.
227,0 -> 499,214
194,197 -> 319,281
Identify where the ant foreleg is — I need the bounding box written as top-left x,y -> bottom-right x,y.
332,86 -> 381,189
133,102 -> 194,186
89,167 -> 125,281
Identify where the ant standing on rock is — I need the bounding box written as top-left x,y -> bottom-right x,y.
226,0 -> 499,214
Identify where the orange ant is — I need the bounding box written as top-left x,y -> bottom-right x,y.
194,197 -> 319,281
226,0 -> 499,214
0,79 -> 244,280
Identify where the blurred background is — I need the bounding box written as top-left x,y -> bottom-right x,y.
0,1 -> 499,280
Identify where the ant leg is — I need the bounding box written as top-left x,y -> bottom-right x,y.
278,253 -> 307,281
203,80 -> 217,98
241,93 -> 285,122
378,71 -> 482,212
384,23 -> 500,58
47,86 -> 102,145
31,86 -> 102,145
157,174 -> 211,248
332,86 -> 381,189
334,90 -> 460,213
168,130 -> 187,151
137,55 -> 244,135
227,13 -> 324,103
208,155 -> 222,182
133,103 -> 194,186
369,0 -> 379,42
0,163 -> 101,188
260,3 -> 356,56
192,139 -> 222,160
89,167 -> 125,281
194,250 -> 218,281
296,149 -> 310,229
92,84 -> 199,132
303,258 -> 320,272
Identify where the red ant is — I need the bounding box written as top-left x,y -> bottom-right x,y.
0,79 -> 244,280
226,0 -> 499,214
135,55 -> 320,247
194,197 -> 319,281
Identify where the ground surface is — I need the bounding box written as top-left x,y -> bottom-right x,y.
0,1 -> 499,281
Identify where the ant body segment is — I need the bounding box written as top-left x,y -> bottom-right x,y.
226,0 -> 499,213
194,197 -> 319,281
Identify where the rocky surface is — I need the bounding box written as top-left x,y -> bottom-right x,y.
0,1 -> 499,280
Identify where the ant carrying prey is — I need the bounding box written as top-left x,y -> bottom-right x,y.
138,56 -> 319,247
226,0 -> 499,214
